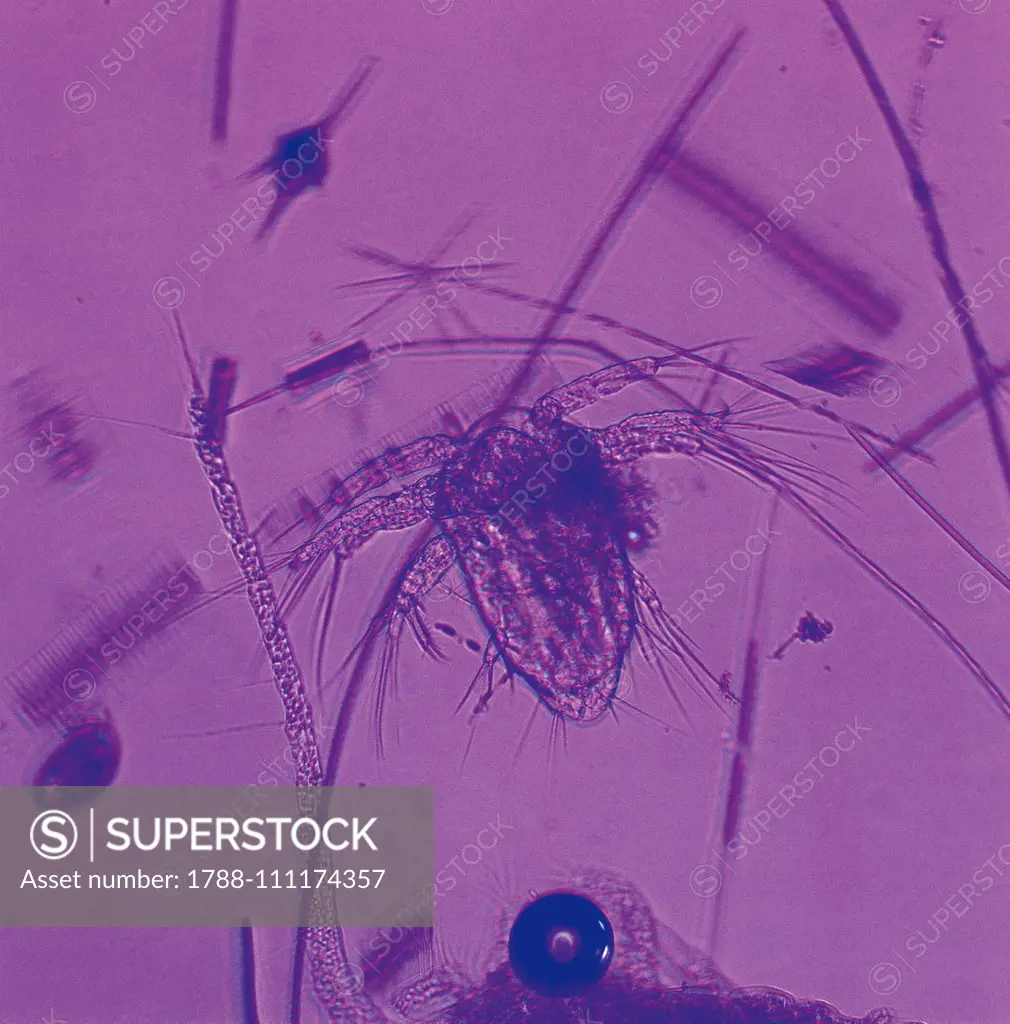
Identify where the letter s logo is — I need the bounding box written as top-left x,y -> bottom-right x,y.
30,810 -> 78,860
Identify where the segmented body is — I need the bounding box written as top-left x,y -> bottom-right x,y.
433,424 -> 641,721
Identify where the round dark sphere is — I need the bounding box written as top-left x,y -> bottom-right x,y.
507,891 -> 615,998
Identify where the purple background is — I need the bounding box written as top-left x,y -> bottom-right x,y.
2,1 -> 1009,1021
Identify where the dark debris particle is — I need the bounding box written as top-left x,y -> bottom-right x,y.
764,343 -> 887,397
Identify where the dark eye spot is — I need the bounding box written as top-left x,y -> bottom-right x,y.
507,891 -> 614,997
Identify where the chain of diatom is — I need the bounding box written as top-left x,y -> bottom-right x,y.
186,398 -> 322,786
184,396 -> 375,1021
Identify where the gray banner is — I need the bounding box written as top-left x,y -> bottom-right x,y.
1,786 -> 433,927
